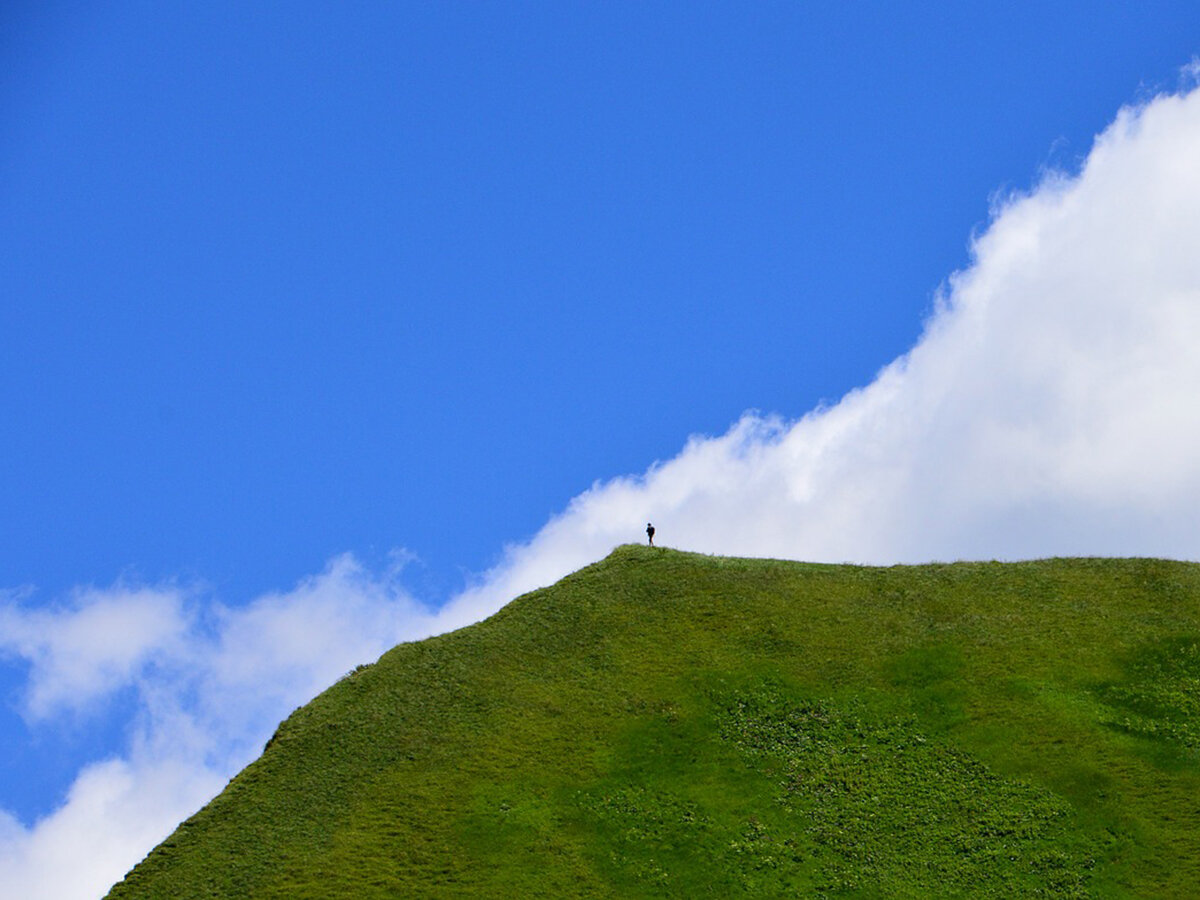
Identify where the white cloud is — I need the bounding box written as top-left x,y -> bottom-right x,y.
8,80 -> 1200,900
0,758 -> 222,900
0,584 -> 191,720
0,558 -> 435,900
446,83 -> 1200,624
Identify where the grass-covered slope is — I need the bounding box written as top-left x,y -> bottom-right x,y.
107,547 -> 1200,898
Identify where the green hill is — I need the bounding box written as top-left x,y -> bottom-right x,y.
106,546 -> 1200,898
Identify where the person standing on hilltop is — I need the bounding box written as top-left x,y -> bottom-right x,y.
646,522 -> 655,546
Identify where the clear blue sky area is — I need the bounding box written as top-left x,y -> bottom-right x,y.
2,2 -> 1199,821
4,3 -> 1197,601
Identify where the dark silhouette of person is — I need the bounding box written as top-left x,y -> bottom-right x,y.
646,522 -> 655,546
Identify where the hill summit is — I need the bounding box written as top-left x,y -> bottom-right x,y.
107,546 -> 1200,897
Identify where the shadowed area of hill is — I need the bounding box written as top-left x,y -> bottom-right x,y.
107,546 -> 1200,897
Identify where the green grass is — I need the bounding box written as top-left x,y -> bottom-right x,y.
106,547 -> 1200,897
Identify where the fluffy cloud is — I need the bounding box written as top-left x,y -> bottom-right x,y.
7,82 -> 1200,899
447,83 -> 1200,624
0,584 -> 191,720
0,557 -> 434,900
0,758 -> 222,900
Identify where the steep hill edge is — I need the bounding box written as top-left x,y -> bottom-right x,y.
106,547 -> 1200,897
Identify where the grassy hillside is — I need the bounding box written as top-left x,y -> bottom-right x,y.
107,547 -> 1200,898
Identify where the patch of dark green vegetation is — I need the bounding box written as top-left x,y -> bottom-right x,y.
107,548 -> 1200,898
718,680 -> 1095,897
566,678 -> 1097,897
1097,636 -> 1200,754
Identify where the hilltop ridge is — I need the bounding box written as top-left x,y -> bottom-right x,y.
108,547 -> 1200,897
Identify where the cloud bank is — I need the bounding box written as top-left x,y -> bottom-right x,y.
449,81 -> 1200,621
6,82 -> 1200,898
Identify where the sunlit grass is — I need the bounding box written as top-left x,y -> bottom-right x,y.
108,547 -> 1200,897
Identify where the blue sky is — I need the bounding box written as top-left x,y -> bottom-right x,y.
5,4 -> 1200,897
5,2 -> 1196,603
